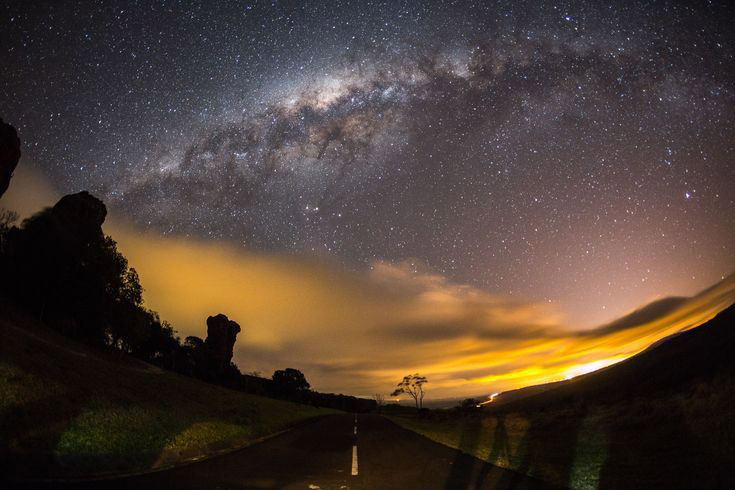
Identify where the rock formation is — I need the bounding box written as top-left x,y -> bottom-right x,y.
0,118 -> 21,198
204,314 -> 241,371
50,191 -> 107,245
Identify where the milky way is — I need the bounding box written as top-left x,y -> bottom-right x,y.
2,0 -> 734,326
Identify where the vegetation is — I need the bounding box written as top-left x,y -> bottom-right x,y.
391,373 -> 428,409
272,368 -> 311,395
373,393 -> 385,413
0,191 -> 374,413
390,304 -> 735,489
0,193 -> 185,367
391,378 -> 735,489
0,304 -> 334,479
0,207 -> 17,235
0,188 -> 373,478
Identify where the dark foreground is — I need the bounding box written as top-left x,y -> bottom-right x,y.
12,414 -> 552,490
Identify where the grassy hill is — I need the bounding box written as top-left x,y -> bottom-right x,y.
392,303 -> 735,489
497,304 -> 735,412
0,303 -> 333,481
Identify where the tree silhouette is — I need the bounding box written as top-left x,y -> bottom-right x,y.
457,397 -> 481,414
0,121 -> 379,412
0,208 -> 17,251
272,368 -> 310,397
373,393 -> 385,413
391,373 -> 428,409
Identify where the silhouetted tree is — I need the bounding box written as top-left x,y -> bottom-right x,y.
460,398 -> 480,408
272,368 -> 310,399
2,193 -> 116,341
0,191 -> 187,364
391,373 -> 428,409
0,208 -> 17,232
373,393 -> 385,413
0,123 -> 379,412
0,208 -> 18,251
132,313 -> 180,366
457,398 -> 481,414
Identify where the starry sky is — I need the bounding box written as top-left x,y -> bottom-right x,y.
2,1 -> 735,396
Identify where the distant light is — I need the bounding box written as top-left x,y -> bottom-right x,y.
479,392 -> 500,405
563,359 -> 618,380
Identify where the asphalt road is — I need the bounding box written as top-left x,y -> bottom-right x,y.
19,414 -> 553,490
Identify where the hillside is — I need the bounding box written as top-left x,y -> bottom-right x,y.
491,303 -> 735,412
0,303 -> 332,481
484,380 -> 566,409
392,303 -> 735,489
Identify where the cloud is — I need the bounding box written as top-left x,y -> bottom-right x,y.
107,221 -> 735,399
3,168 -> 734,399
580,296 -> 688,337
0,157 -> 59,217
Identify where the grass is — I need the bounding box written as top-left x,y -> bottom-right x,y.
0,304 -> 334,479
391,305 -> 735,488
391,377 -> 735,489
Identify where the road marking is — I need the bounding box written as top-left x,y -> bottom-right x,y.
354,425 -> 357,434
351,445 -> 358,476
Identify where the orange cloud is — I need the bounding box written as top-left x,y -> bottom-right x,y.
4,165 -> 734,400
1,157 -> 59,215
108,224 -> 735,399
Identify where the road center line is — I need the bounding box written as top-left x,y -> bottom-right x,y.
351,445 -> 358,476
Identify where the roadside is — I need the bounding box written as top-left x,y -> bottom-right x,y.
0,305 -> 335,481
15,413 -> 551,490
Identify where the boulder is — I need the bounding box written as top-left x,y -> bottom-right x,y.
51,191 -> 107,243
204,314 -> 241,371
3,191 -> 107,260
0,118 -> 21,198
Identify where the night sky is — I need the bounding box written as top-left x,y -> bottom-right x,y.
2,1 -> 734,347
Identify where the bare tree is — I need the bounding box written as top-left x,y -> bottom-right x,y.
391,373 -> 428,409
0,207 -> 17,231
0,208 -> 18,250
373,393 -> 385,413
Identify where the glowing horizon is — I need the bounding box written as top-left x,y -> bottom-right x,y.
2,165 -> 734,400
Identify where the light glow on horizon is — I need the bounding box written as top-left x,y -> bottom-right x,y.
562,359 -> 622,380
3,170 -> 734,399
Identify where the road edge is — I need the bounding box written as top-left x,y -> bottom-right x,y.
8,414 -> 334,485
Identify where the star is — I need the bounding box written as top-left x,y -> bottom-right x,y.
0,0 -> 733,328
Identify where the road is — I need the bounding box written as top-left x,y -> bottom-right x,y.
22,414 -> 553,489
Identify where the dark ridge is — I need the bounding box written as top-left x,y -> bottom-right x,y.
580,296 -> 689,337
0,117 -> 21,198
490,303 -> 735,412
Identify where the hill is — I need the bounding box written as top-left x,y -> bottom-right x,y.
491,302 -> 735,411
0,303 -> 333,481
391,303 -> 735,489
483,380 -> 566,409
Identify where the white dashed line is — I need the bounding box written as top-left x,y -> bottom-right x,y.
351,415 -> 359,476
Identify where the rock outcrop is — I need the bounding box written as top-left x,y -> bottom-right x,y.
50,191 -> 107,245
0,118 -> 21,198
204,314 -> 241,371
